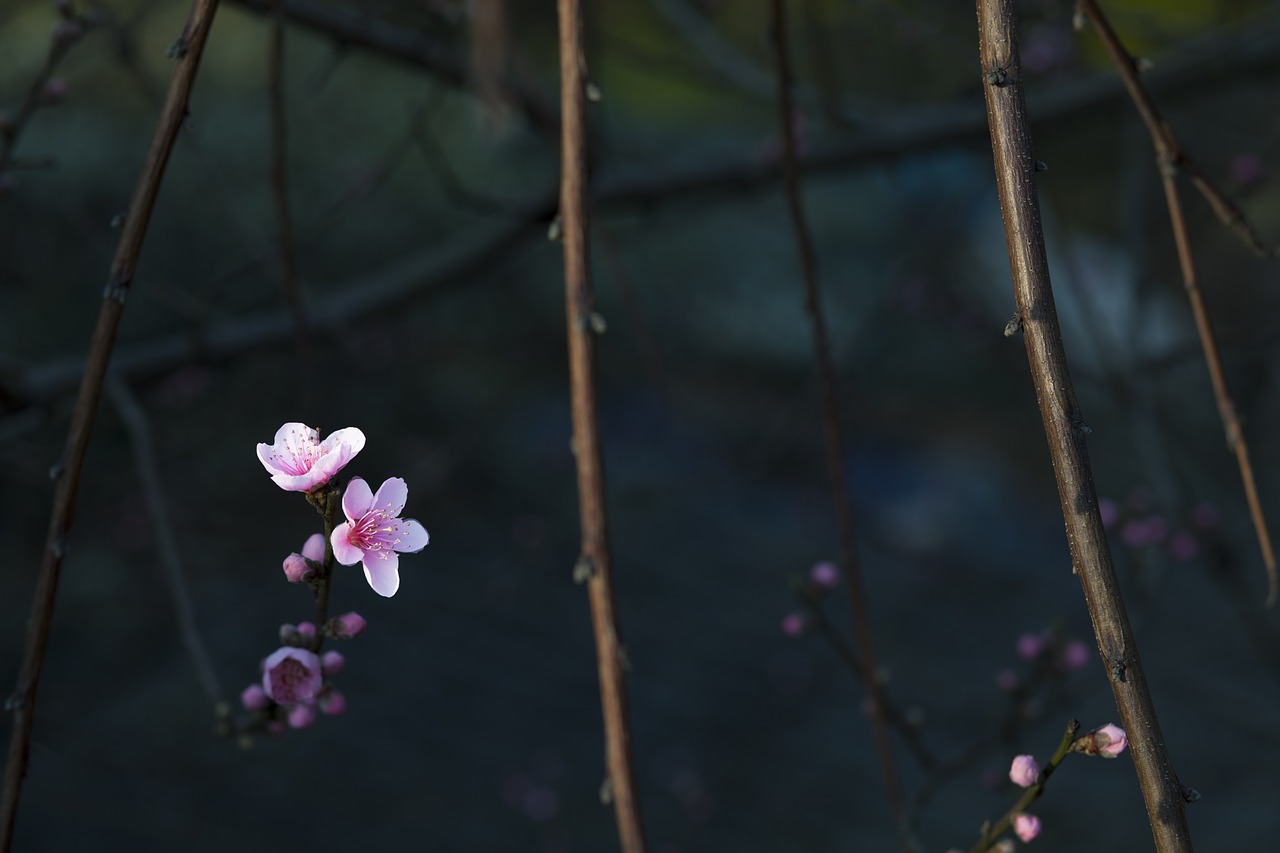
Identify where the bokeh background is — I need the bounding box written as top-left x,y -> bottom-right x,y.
2,0 -> 1279,850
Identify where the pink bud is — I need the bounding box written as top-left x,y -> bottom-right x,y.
1060,640 -> 1090,671
287,703 -> 317,730
319,688 -> 347,716
1095,724 -> 1127,757
332,611 -> 367,639
282,552 -> 315,583
1013,813 -> 1042,842
321,650 -> 345,676
1009,754 -> 1040,788
240,683 -> 270,711
296,622 -> 317,643
781,613 -> 805,637
1015,632 -> 1044,661
809,561 -> 839,589
301,532 -> 326,562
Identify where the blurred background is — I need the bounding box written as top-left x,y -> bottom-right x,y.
2,0 -> 1279,850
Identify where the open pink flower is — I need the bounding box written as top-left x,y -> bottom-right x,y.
331,477 -> 429,597
262,647 -> 322,705
257,423 -> 365,492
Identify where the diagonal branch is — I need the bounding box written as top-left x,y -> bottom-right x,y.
555,2 -> 647,851
976,1 -> 1195,850
1075,0 -> 1276,606
0,2 -> 222,847
769,0 -> 905,843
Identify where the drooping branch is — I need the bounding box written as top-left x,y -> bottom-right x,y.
555,1 -> 647,851
1,1 -> 223,848
976,1 -> 1195,850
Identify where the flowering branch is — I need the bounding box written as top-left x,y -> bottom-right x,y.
768,0 -> 905,840
968,720 -> 1078,852
0,2 -> 222,847
976,1 -> 1194,849
1073,0 -> 1276,607
555,1 -> 647,850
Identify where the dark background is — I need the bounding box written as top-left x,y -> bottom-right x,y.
2,0 -> 1279,850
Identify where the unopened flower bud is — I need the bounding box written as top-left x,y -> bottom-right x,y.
240,683 -> 270,711
278,623 -> 298,644
319,688 -> 347,716
809,561 -> 839,589
1014,813 -> 1042,842
1015,632 -> 1045,661
1009,754 -> 1040,788
287,703 -> 317,730
332,611 -> 367,639
296,622 -> 317,643
1072,723 -> 1127,757
321,650 -> 345,676
282,552 -> 315,583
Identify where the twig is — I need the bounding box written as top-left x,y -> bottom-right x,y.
976,2 -> 1194,850
555,2 -> 647,851
1074,0 -> 1275,607
268,0 -> 307,345
107,375 -> 223,705
769,0 -> 905,842
0,2 -> 222,847
968,720 -> 1079,853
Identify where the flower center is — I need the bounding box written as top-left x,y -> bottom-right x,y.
269,658 -> 312,703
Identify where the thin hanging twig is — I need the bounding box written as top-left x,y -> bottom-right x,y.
554,1 -> 647,851
0,2 -> 222,848
268,0 -> 307,345
768,0 -> 906,843
1074,0 -> 1275,607
976,2 -> 1195,850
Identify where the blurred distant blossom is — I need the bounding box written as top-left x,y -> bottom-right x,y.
1121,515 -> 1169,548
1015,632 -> 1045,661
331,477 -> 429,597
287,703 -> 318,730
240,684 -> 269,711
262,647 -> 322,706
781,613 -> 805,637
1167,531 -> 1199,562
257,423 -> 365,492
1014,813 -> 1042,842
1060,640 -> 1090,671
331,611 -> 367,639
809,561 -> 839,589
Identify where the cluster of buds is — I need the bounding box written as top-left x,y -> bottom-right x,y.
1099,490 -> 1217,563
235,423 -> 429,736
781,560 -> 842,636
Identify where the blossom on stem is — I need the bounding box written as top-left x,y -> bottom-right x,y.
283,533 -> 326,582
257,423 -> 365,492
331,611 -> 367,639
1073,723 -> 1128,757
321,651 -> 345,676
331,477 -> 429,597
288,703 -> 318,730
1013,813 -> 1042,843
1009,754 -> 1040,788
319,688 -> 347,716
240,684 -> 270,711
262,647 -> 322,705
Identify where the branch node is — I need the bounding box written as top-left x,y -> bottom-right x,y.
1003,311 -> 1023,337
1181,786 -> 1201,803
985,66 -> 1010,87
572,554 -> 596,584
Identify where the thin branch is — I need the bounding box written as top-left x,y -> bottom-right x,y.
976,2 -> 1194,851
268,0 -> 307,345
107,375 -> 223,706
1,1 -> 222,847
769,0 -> 905,843
556,2 -> 647,851
1075,0 -> 1275,607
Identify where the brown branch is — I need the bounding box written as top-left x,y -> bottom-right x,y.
269,0 -> 307,346
976,2 -> 1195,851
1074,0 -> 1275,607
769,0 -> 905,843
0,2 -> 222,847
107,375 -> 224,706
555,2 -> 646,851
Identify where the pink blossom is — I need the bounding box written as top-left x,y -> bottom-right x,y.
1013,813 -> 1042,842
809,561 -> 839,589
1009,754 -> 1040,788
1073,723 -> 1128,757
296,622 -> 317,643
332,611 -> 367,639
288,703 -> 318,730
1015,632 -> 1044,661
319,688 -> 347,716
331,477 -> 429,597
282,533 -> 327,583
257,423 -> 365,492
240,684 -> 270,710
321,651 -> 345,676
262,647 -> 322,705
781,613 -> 805,637
1060,640 -> 1090,671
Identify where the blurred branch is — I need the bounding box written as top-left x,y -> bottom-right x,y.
226,0 -> 558,132
976,1 -> 1195,850
1075,0 -> 1276,607
107,375 -> 224,706
556,1 -> 647,851
769,0 -> 906,845
0,1 -> 222,848
269,0 -> 308,346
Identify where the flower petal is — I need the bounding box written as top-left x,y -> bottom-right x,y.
331,523 -> 363,565
371,477 -> 408,517
342,477 -> 374,521
320,427 -> 365,456
392,519 -> 429,553
363,552 -> 401,597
